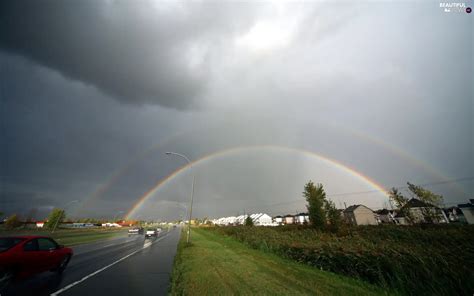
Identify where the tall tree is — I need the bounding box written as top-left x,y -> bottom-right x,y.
304,181 -> 326,229
5,214 -> 22,229
325,199 -> 342,232
388,187 -> 413,223
45,208 -> 66,229
389,184 -> 444,224
244,216 -> 254,226
407,182 -> 444,223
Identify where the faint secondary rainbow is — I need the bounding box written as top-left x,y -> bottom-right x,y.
79,123 -> 467,217
327,121 -> 468,196
125,145 -> 389,219
73,129 -> 193,216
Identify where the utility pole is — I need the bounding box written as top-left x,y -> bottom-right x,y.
52,200 -> 78,233
166,152 -> 195,244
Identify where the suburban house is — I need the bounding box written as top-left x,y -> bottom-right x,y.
343,205 -> 378,225
394,198 -> 449,225
64,222 -> 96,228
101,222 -> 122,227
249,213 -> 274,226
234,215 -> 247,225
212,216 -> 237,225
212,213 -> 275,226
273,215 -> 283,225
444,207 -> 466,223
458,199 -> 474,224
294,213 -> 309,224
283,214 -> 295,224
374,209 -> 396,224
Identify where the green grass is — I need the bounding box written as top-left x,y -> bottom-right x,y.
170,227 -> 391,296
211,225 -> 474,296
0,227 -> 127,246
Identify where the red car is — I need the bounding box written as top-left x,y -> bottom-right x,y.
0,236 -> 73,289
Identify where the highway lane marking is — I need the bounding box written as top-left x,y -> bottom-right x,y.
73,237 -> 140,256
50,233 -> 170,296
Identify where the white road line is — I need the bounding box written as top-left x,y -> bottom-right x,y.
74,237 -> 139,255
50,234 -> 169,296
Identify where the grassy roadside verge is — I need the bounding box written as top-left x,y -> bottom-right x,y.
0,228 -> 128,246
170,228 -> 392,295
212,225 -> 474,295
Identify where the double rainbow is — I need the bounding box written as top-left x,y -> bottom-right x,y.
124,145 -> 389,219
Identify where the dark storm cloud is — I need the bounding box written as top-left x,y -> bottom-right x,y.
0,191 -> 57,219
1,1 -> 471,221
1,191 -> 54,205
0,0 -> 258,109
0,51 -> 197,217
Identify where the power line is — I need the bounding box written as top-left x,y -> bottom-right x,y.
261,176 -> 474,208
330,176 -> 474,197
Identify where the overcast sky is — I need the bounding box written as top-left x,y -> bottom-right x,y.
1,0 -> 472,221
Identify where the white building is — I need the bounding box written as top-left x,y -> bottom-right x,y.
283,214 -> 295,224
273,215 -> 283,225
212,216 -> 237,226
458,199 -> 474,224
394,199 -> 448,225
249,213 -> 274,226
343,205 -> 378,225
212,213 -> 276,226
102,222 -> 122,227
294,213 -> 309,224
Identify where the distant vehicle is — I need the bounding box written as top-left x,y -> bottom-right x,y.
0,236 -> 73,290
145,229 -> 157,238
128,227 -> 144,235
156,228 -> 162,233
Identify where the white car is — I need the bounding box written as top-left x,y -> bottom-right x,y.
145,229 -> 157,238
156,228 -> 162,233
128,227 -> 143,235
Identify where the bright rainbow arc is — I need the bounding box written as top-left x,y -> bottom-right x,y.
77,124 -> 467,217
124,145 -> 389,220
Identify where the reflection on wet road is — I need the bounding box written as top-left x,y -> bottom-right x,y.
2,227 -> 180,296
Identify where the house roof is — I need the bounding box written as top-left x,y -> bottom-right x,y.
458,203 -> 474,209
273,215 -> 282,218
444,207 -> 463,214
343,204 -> 374,213
296,213 -> 308,216
343,205 -> 359,213
251,213 -> 264,221
283,214 -> 294,218
375,209 -> 390,215
394,211 -> 406,218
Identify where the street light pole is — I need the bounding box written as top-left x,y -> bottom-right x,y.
52,200 -> 78,233
166,152 -> 194,244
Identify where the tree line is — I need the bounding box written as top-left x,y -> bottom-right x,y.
304,179 -> 446,231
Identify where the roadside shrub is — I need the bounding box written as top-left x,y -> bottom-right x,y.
4,214 -> 22,229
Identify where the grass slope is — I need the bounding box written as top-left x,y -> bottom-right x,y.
213,225 -> 474,295
170,228 -> 391,295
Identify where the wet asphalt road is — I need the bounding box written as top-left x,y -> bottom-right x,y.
3,227 -> 181,296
